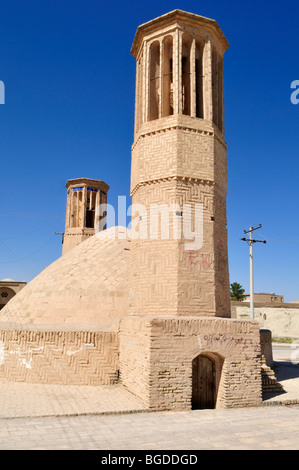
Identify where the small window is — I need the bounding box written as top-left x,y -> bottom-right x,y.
1,292 -> 8,298
86,210 -> 95,228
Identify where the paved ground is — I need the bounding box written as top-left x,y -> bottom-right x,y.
0,344 -> 298,450
0,404 -> 299,450
0,382 -> 146,419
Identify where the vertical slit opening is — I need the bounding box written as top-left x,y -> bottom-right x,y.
182,33 -> 192,116
162,35 -> 173,117
195,40 -> 204,119
85,189 -> 97,229
218,58 -> 223,132
212,48 -> 219,128
149,41 -> 160,121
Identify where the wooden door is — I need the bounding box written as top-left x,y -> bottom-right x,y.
192,355 -> 216,410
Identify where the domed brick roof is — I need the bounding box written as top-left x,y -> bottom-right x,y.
0,227 -> 130,330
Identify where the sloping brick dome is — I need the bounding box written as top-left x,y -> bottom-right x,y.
0,227 -> 130,330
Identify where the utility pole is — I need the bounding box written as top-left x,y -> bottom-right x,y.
240,224 -> 267,320
55,232 -> 64,244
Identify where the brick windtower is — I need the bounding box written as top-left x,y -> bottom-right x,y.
128,9 -> 231,317
120,10 -> 262,412
62,178 -> 109,255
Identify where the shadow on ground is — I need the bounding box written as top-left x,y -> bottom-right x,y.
263,361 -> 299,404
274,361 -> 299,379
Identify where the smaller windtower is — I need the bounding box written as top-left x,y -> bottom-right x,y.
62,177 -> 109,255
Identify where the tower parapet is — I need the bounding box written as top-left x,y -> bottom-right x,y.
131,9 -> 228,138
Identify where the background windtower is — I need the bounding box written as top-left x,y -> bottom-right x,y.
129,9 -> 230,317
62,177 -> 109,255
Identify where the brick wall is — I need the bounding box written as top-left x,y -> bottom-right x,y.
119,317 -> 152,408
129,119 -> 231,318
120,316 -> 262,410
0,328 -> 119,385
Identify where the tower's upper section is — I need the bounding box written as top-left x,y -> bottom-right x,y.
62,177 -> 109,255
64,178 -> 109,232
131,9 -> 229,137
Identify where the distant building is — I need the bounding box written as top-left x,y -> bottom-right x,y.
0,279 -> 27,310
242,293 -> 284,304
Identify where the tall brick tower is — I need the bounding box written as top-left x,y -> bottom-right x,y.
129,9 -> 230,317
62,177 -> 109,255
120,10 -> 262,412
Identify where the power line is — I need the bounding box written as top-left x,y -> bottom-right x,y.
0,235 -> 56,264
0,219 -> 62,241
240,224 -> 267,320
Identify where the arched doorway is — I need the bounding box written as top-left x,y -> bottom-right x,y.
192,354 -> 216,410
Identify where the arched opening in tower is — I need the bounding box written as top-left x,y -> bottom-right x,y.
195,39 -> 204,119
182,33 -> 192,116
149,41 -> 160,121
212,48 -> 223,132
162,35 -> 173,117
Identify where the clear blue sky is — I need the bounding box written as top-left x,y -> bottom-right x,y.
0,0 -> 298,302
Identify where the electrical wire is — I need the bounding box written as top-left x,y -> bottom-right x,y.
0,235 -> 56,264
0,218 -> 63,241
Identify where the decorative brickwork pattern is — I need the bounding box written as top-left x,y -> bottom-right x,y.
119,10 -> 263,412
129,169 -> 230,317
0,12 -> 265,411
131,117 -> 227,194
120,316 -> 262,410
0,328 -> 119,385
129,17 -> 231,318
0,228 -> 130,330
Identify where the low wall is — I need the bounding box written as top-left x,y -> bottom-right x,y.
232,304 -> 299,338
0,327 -> 119,385
260,329 -> 273,368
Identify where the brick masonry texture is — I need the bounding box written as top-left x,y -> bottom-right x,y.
118,10 -> 263,411
0,230 -> 129,386
129,130 -> 230,317
120,316 -> 262,410
0,12 -> 265,411
0,227 -> 130,330
0,328 -> 119,385
131,116 -> 225,192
